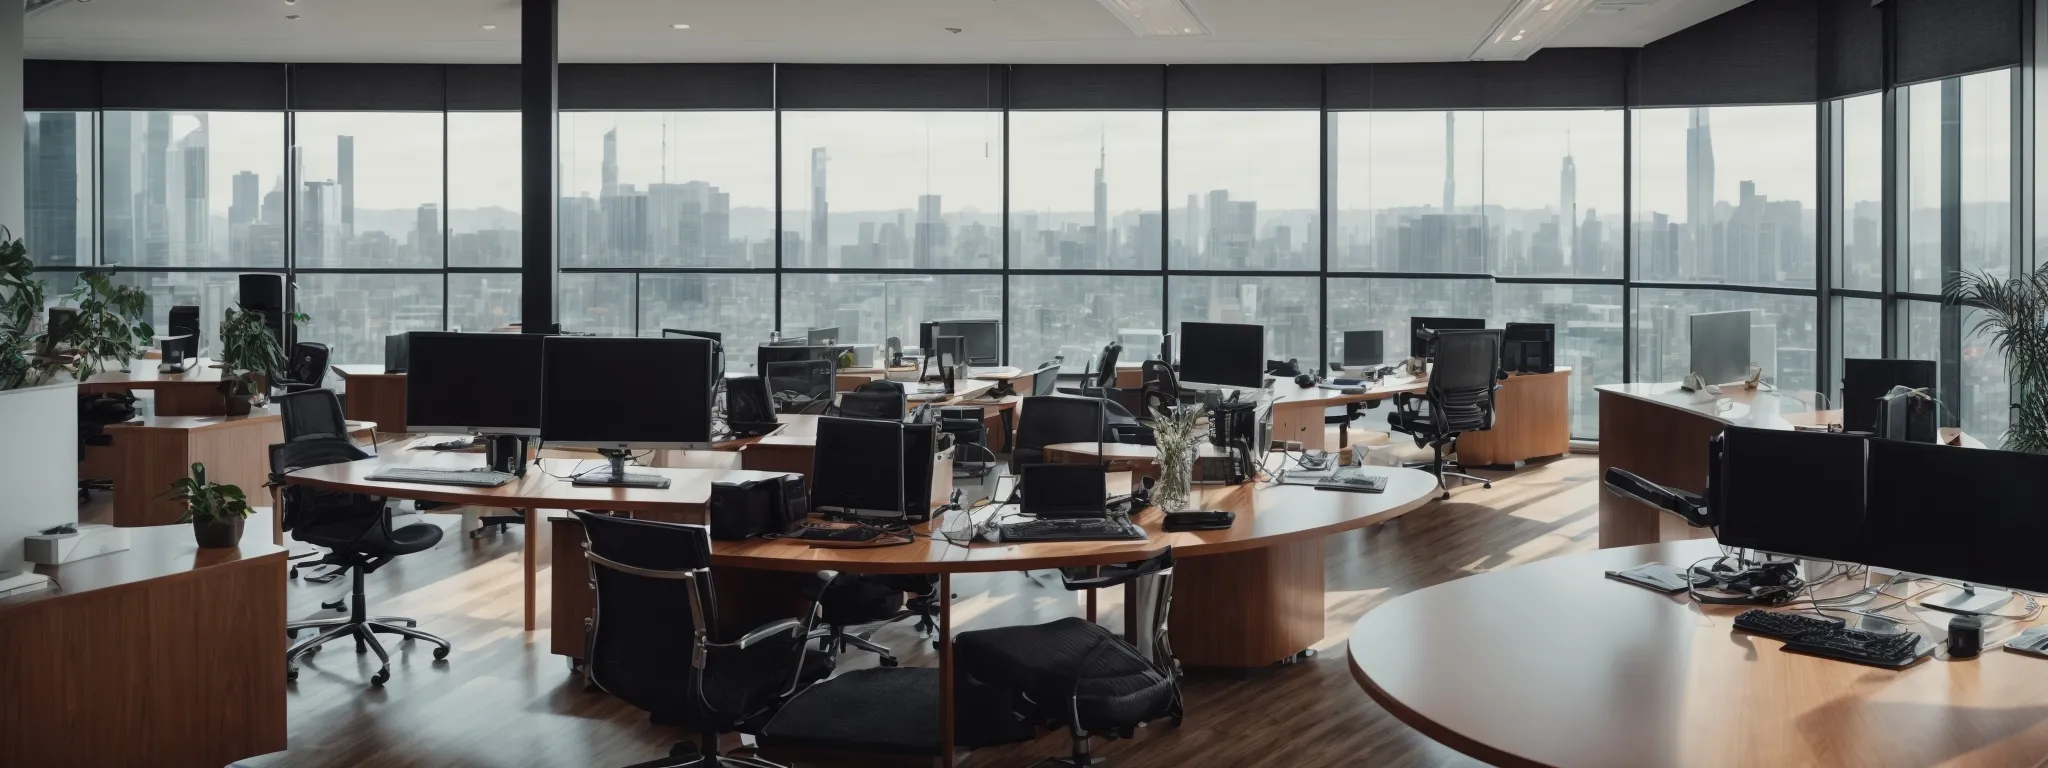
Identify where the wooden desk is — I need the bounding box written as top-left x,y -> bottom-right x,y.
333,364 -> 408,433
79,358 -> 232,416
1043,440 -> 1233,480
1266,367 -> 1572,459
0,509 -> 286,767
93,409 -> 284,527
1349,538 -> 2048,768
1597,383 -> 1981,548
555,467 -> 1437,767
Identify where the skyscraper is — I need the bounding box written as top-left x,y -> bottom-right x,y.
600,129 -> 619,199
178,131 -> 209,265
1559,130 -> 1577,273
1442,112 -> 1457,213
1093,128 -> 1108,266
299,180 -> 342,267
809,148 -> 829,266
337,135 -> 355,242
415,204 -> 442,265
915,194 -> 944,269
230,171 -> 259,226
1685,107 -> 1717,279
25,112 -> 79,263
141,111 -> 172,266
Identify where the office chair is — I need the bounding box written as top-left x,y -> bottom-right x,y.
574,511 -> 833,768
275,388 -> 356,443
76,391 -> 137,501
1389,330 -> 1502,500
807,572 -> 942,667
274,438 -> 452,686
957,549 -> 1182,767
1012,396 -> 1112,472
1091,342 -> 1124,389
1032,361 -> 1062,398
939,405 -> 997,479
831,380 -> 908,421
274,342 -> 332,394
1139,360 -> 1179,417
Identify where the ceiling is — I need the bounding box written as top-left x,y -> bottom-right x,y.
25,0 -> 1752,64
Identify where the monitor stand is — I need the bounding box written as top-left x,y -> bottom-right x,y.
1920,583 -> 2013,616
571,448 -> 671,489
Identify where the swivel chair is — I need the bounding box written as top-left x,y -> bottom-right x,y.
575,511 -> 833,768
1389,329 -> 1502,500
832,380 -> 908,421
808,572 -> 942,667
1138,360 -> 1179,417
274,341 -> 331,394
276,388 -> 355,444
274,438 -> 452,686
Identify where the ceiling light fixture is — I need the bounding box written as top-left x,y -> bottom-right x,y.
481,24 -> 497,30
285,14 -> 300,20
1470,0 -> 1598,61
671,23 -> 690,30
1094,0 -> 1210,38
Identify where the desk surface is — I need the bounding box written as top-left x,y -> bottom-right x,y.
1348,539 -> 2048,768
80,358 -> 230,387
1599,382 -> 1983,447
106,408 -> 281,432
713,466 -> 1437,575
1042,440 -> 1233,463
332,363 -> 398,379
282,452 -> 791,515
3,509 -> 284,608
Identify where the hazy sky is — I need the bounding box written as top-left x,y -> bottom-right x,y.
1009,111 -> 1161,214
782,111 -> 1004,213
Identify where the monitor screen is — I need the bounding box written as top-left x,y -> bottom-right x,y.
1689,310 -> 1753,386
540,336 -> 716,449
1409,317 -> 1485,359
1842,358 -> 1937,434
662,328 -> 723,343
810,416 -> 907,519
1712,427 -> 1868,563
1342,330 -> 1385,368
1022,463 -> 1109,519
405,332 -> 546,436
1179,321 -> 1265,388
935,320 -> 1001,365
1863,440 -> 2048,593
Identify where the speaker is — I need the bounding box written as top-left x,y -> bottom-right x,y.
725,375 -> 780,436
237,274 -> 288,346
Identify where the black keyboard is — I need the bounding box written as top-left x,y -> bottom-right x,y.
999,517 -> 1146,543
1780,626 -> 1924,668
1732,609 -> 1842,639
790,526 -> 886,543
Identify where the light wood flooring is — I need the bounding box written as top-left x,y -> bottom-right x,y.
226,447 -> 1602,768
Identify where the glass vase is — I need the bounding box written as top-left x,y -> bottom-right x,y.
1155,443 -> 1197,515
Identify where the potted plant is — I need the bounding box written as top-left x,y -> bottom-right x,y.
0,227 -> 44,392
217,307 -> 285,416
1947,267 -> 2048,454
38,270 -> 152,382
164,462 -> 253,548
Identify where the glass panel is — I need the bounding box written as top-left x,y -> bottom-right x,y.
1837,94 -> 1882,292
104,110 -> 285,268
1905,80 -> 1943,294
448,113 -> 521,269
1326,277 -> 1494,363
1168,111 -> 1319,270
1632,105 -> 1816,288
1961,70 -> 2013,282
780,273 -> 1002,354
1904,299 -> 1940,362
1486,111 -> 1625,279
1329,110 -> 1483,273
637,274 -> 777,372
1833,297 -> 1882,403
558,272 -> 635,337
296,273 -> 444,365
1494,284 -> 1625,438
1630,288 -> 1819,394
1168,276 -> 1320,366
780,111 -> 1002,270
292,112 -> 446,269
1961,306 -> 2009,443
447,273 -> 520,333
560,111 -> 774,269
25,111 -> 94,267
1008,275 -> 1165,375
1008,111 -> 1163,270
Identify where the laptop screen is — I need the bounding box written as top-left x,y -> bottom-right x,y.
1021,463 -> 1110,519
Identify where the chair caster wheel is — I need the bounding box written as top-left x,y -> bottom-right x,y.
879,656 -> 899,668
288,628 -> 300,639
671,742 -> 701,758
1483,482 -> 1492,489
370,669 -> 389,686
433,646 -> 451,661
286,665 -> 299,681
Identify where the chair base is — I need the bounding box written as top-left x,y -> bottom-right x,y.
1404,442 -> 1492,500
620,740 -> 787,768
286,616 -> 450,686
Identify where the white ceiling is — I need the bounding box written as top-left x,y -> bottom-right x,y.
24,0 -> 1752,64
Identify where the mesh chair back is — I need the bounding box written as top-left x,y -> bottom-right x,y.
1428,330 -> 1501,434
285,342 -> 331,388
835,391 -> 908,420
1031,362 -> 1062,398
576,511 -> 718,727
1139,360 -> 1179,417
1093,343 -> 1123,388
276,388 -> 351,442
268,437 -> 379,539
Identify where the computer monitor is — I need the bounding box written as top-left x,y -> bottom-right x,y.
1409,317 -> 1485,359
935,320 -> 1001,366
902,422 -> 939,522
238,273 -> 288,347
765,359 -> 835,412
165,305 -> 201,360
1341,330 -> 1386,368
810,416 -> 908,521
662,328 -> 723,343
1688,310 -> 1753,386
758,344 -> 843,370
540,336 -> 717,451
1710,426 -> 1868,564
1842,358 -> 1937,436
1021,463 -> 1110,519
1502,322 -> 1555,374
807,326 -> 841,345
1178,321 -> 1265,389
1865,439 -> 2048,596
930,336 -> 966,371
405,332 -> 546,436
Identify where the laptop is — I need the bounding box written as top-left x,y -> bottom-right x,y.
1020,463 -> 1110,519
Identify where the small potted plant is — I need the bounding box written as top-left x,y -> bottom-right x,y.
216,307 -> 285,416
164,462 -> 253,548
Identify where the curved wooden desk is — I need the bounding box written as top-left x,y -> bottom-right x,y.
79,358 -> 234,416
1348,539 -> 2048,768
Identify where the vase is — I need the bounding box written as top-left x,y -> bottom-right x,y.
223,393 -> 253,417
192,517 -> 244,549
1156,443 -> 1197,515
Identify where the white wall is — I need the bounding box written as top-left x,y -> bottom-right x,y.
0,383 -> 78,569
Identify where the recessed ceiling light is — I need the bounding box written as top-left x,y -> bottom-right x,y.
286,14 -> 300,20
481,24 -> 497,30
671,23 -> 690,30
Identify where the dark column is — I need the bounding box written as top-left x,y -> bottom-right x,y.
520,0 -> 559,333
1939,77 -> 1962,427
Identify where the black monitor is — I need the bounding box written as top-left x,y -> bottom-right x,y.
1179,321 -> 1265,389
540,336 -> 716,450
1502,322 -> 1555,374
1410,317 -> 1485,359
810,416 -> 907,521
662,328 -> 722,343
1710,426 -> 1868,564
1842,358 -> 1937,436
405,332 -> 546,436
931,336 -> 966,369
807,326 -> 841,345
163,304 -> 201,364
765,359 -> 835,412
758,344 -> 843,369
1341,330 -> 1385,368
1865,439 -> 2048,594
238,273 -> 288,347
1021,463 -> 1109,519
935,320 -> 1001,366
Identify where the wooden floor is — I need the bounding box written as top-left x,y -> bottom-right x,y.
230,446 -> 1602,768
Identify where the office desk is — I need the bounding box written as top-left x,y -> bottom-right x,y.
282,455 -> 792,632
333,364 -> 407,432
556,467 -> 1437,767
1348,538 -> 2048,768
1042,440 -> 1233,480
92,409 -> 284,527
1266,367 -> 1572,461
0,509 -> 286,767
79,357 -> 234,416
1597,383 -> 1981,548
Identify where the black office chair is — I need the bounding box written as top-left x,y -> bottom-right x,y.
274,438 -> 451,686
76,391 -> 137,501
276,388 -> 356,444
807,572 -> 942,667
1139,360 -> 1179,417
1012,396 -> 1111,472
832,380 -> 908,421
1091,342 -> 1123,389
274,341 -> 331,394
1390,330 -> 1502,500
957,549 -> 1182,767
1031,361 -> 1062,398
574,511 -> 833,768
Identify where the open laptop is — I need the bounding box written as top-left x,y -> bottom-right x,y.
1020,463 -> 1110,519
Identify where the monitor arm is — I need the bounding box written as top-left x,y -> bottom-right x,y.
1602,468 -> 1714,528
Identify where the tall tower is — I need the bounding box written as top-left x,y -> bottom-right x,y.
1685,107 -> 1718,278
1093,127 -> 1109,266
601,129 -> 619,199
337,135 -> 355,242
809,148 -> 830,266
1559,130 -> 1577,270
1442,112 -> 1456,213
25,113 -> 79,263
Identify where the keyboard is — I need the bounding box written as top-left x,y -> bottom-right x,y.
790,526 -> 887,543
1316,468 -> 1388,494
1732,609 -> 1842,639
999,517 -> 1147,543
366,467 -> 516,488
1780,626 -> 1924,668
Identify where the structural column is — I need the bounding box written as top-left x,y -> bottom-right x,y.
520,0 -> 559,333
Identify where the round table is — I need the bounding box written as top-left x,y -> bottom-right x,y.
1347,539 -> 2048,768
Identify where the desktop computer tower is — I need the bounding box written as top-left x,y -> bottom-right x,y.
903,422 -> 939,523
237,274 -> 288,347
1502,323 -> 1555,374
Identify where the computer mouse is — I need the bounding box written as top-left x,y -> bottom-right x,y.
1705,383 -> 1723,396
1341,387 -> 1365,395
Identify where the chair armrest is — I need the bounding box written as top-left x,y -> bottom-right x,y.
709,619 -> 807,650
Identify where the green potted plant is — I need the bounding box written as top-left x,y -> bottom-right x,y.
1947,267 -> 2048,454
164,462 -> 253,548
39,271 -> 153,382
0,227 -> 44,392
216,307 -> 285,416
